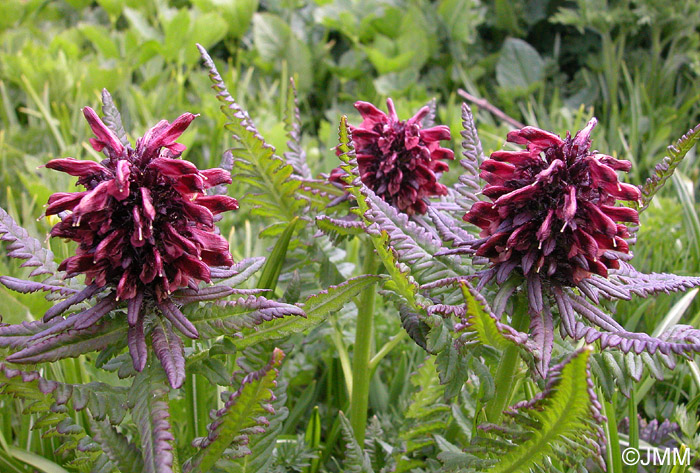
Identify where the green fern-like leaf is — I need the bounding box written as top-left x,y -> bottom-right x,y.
235,274 -> 383,349
216,351 -> 290,473
335,116 -> 426,313
198,45 -> 305,236
183,348 -> 284,473
445,347 -> 604,472
395,356 -> 450,472
460,282 -> 518,351
89,417 -> 145,473
638,122 -> 700,212
0,363 -> 125,471
338,412 -> 374,473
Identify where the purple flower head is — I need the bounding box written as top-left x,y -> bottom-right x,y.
40,107 -> 239,379
330,98 -> 454,215
464,118 -> 641,286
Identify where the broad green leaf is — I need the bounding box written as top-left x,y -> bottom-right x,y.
192,0 -> 258,39
77,25 -> 120,59
185,13 -> 228,65
257,217 -> 301,291
163,9 -> 190,61
496,38 -> 544,90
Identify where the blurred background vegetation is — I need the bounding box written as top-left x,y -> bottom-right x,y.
1,0 -> 699,470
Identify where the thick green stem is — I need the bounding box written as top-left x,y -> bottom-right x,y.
485,297 -> 529,424
349,239 -> 379,445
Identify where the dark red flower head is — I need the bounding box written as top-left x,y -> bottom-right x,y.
464,118 -> 641,286
46,107 -> 239,303
330,98 -> 454,215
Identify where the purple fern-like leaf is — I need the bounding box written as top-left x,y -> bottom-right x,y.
449,103 -> 486,212
43,284 -> 101,322
0,206 -> 59,278
283,78 -> 312,179
0,276 -> 77,295
6,319 -> 127,364
151,318 -> 186,389
128,314 -> 148,373
0,319 -> 63,349
128,363 -> 175,473
187,296 -> 305,340
209,257 -> 266,284
100,89 -> 129,147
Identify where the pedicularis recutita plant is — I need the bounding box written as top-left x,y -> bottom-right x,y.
1,45 -> 700,473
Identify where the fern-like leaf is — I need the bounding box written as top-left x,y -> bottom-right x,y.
444,347 -> 604,472
338,412 -> 374,473
638,122 -> 700,212
90,417 -> 145,473
235,274 -> 382,349
0,363 -> 127,471
100,89 -> 129,147
183,348 -> 284,473
457,282 -> 531,350
187,296 -> 305,339
315,215 -> 366,243
198,45 -> 305,235
450,103 -> 486,213
215,345 -> 290,473
395,356 -> 450,472
5,318 -> 127,364
128,362 -> 175,473
283,77 -> 312,179
0,206 -> 59,278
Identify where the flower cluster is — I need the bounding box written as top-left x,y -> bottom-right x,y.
464,118 -> 641,286
330,98 -> 453,215
44,107 -> 239,333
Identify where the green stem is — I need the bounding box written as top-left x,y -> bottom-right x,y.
349,239 -> 379,445
369,331 -> 407,375
485,296 -> 529,424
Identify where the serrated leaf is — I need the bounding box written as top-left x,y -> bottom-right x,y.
184,349 -> 284,473
128,363 -> 174,473
0,206 -> 58,278
460,282 -> 514,351
6,319 -> 127,364
198,45 -> 306,229
488,348 -> 597,473
236,275 -> 383,349
639,123 -> 700,212
188,296 -> 304,340
89,417 -> 144,473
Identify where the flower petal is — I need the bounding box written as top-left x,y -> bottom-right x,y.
83,107 -> 125,157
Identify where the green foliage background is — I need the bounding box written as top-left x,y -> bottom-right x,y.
0,0 -> 699,471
